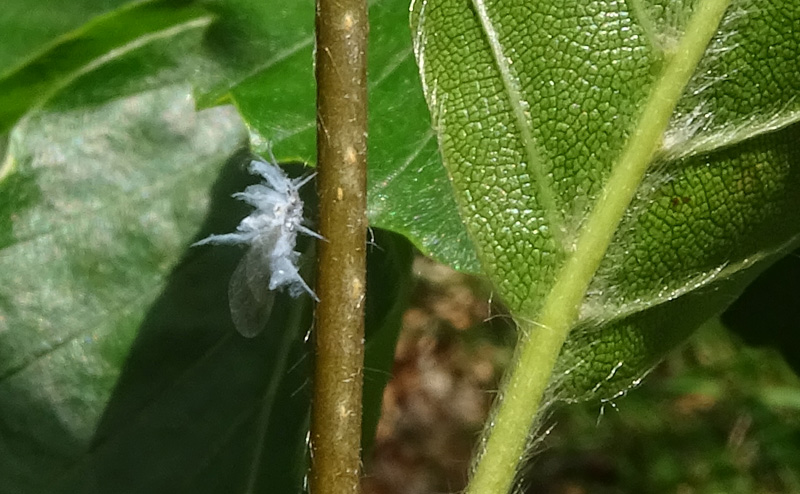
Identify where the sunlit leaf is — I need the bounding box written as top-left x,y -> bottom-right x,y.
409,0 -> 800,398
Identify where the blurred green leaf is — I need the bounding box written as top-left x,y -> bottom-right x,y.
0,0 -> 129,70
0,82 -> 417,491
0,0 -> 214,135
410,0 -> 800,399
0,87 -> 322,493
1,0 -> 480,273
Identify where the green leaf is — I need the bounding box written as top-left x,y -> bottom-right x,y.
0,0 -> 214,135
223,0 -> 482,273
410,0 -> 800,399
409,1 -> 800,492
0,83 -> 418,491
0,0 -> 130,70
0,88 -> 323,493
558,124 -> 800,400
0,0 -> 481,274
216,0 -> 800,404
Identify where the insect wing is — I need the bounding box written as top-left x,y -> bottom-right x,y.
227,233 -> 278,337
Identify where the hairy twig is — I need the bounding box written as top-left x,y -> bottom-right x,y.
310,0 -> 369,492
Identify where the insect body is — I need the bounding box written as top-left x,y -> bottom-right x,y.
194,156 -> 321,337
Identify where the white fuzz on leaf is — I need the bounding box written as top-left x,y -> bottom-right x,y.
194,155 -> 321,337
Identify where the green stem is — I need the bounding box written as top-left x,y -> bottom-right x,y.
465,1 -> 732,493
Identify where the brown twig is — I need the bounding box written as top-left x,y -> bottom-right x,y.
310,0 -> 368,491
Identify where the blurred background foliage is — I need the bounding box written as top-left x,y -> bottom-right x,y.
363,257 -> 800,494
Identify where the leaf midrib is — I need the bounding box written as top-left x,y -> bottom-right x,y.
464,1 -> 735,493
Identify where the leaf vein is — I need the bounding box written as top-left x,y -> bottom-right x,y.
469,0 -> 565,248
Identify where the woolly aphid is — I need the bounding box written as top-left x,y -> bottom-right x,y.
194,155 -> 321,337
